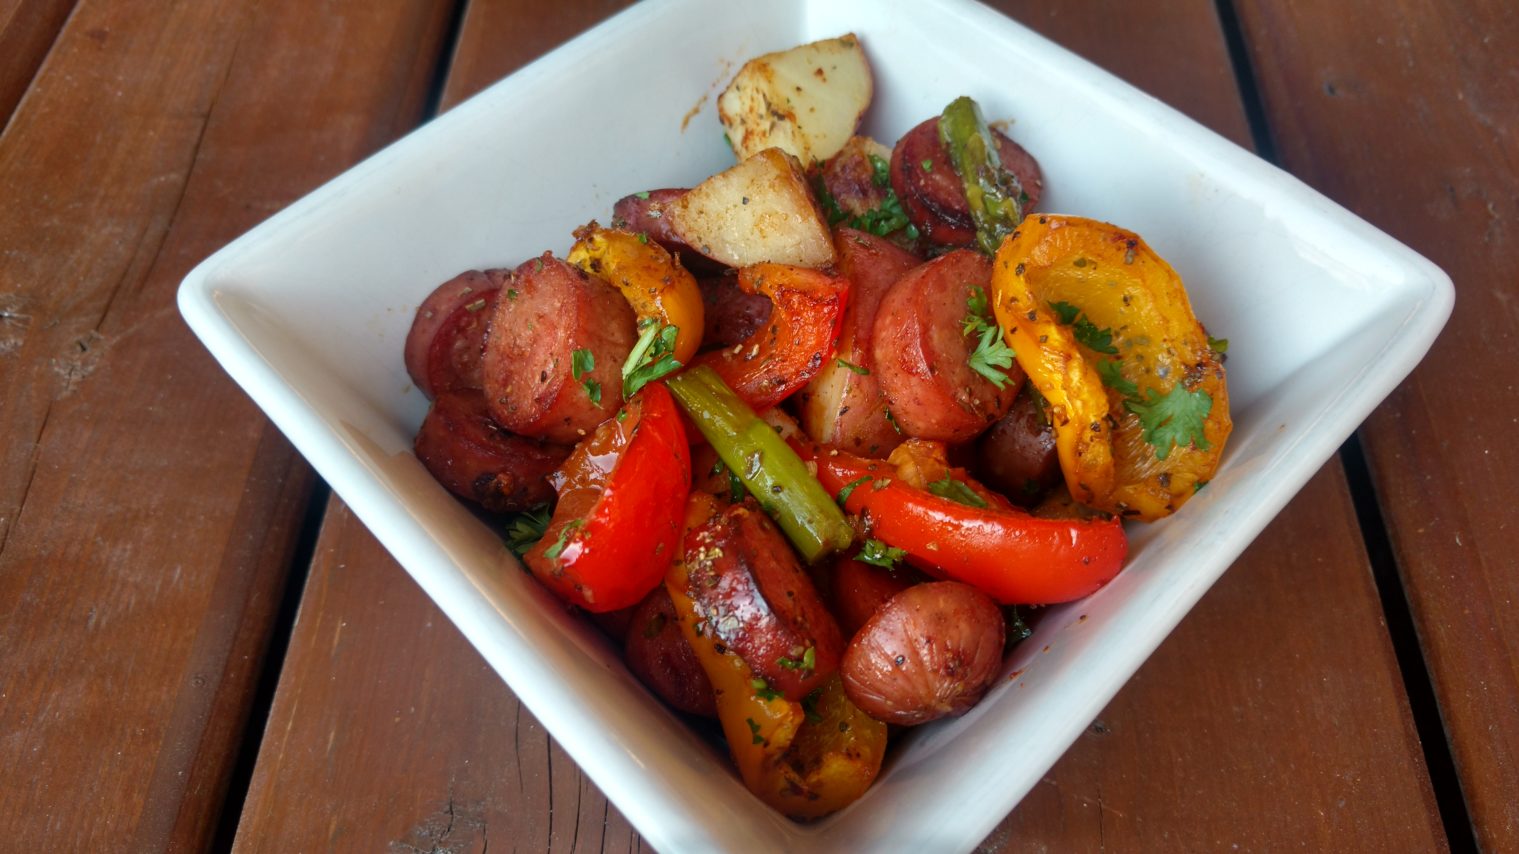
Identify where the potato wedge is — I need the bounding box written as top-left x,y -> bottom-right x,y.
670,148 -> 836,269
719,34 -> 873,165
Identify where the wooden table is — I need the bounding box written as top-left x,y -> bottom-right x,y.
2,1 -> 1511,850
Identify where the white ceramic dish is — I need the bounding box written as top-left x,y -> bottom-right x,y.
178,0 -> 1453,850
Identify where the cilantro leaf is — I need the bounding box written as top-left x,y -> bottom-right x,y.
1072,317 -> 1118,355
504,504 -> 552,558
836,357 -> 870,375
621,319 -> 683,398
968,324 -> 1016,388
1095,358 -> 1138,397
1047,300 -> 1081,325
571,348 -> 599,404
857,538 -> 907,568
1125,384 -> 1213,460
963,286 -> 1015,389
542,519 -> 584,562
835,475 -> 872,506
928,475 -> 989,508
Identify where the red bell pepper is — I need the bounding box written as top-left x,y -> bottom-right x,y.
693,263 -> 848,410
810,445 -> 1127,605
524,383 -> 690,612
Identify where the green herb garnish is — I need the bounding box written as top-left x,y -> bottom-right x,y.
836,357 -> 869,376
504,504 -> 552,557
928,475 -> 989,508
857,538 -> 907,568
1125,384 -> 1213,460
835,475 -> 872,507
621,317 -> 683,398
571,349 -> 600,405
963,286 -> 1015,388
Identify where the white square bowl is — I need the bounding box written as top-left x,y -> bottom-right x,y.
178,0 -> 1452,850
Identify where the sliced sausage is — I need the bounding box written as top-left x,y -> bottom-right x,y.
871,250 -> 1022,442
841,581 -> 1005,726
890,117 -> 1043,248
413,391 -> 571,513
682,501 -> 844,701
797,227 -> 920,457
974,384 -> 1060,507
697,272 -> 773,353
482,253 -> 636,443
623,586 -> 718,717
404,269 -> 506,399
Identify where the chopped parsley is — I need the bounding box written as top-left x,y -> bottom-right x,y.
811,156 -> 920,240
634,190 -> 651,200
835,475 -> 872,506
836,357 -> 869,375
1125,383 -> 1213,460
857,538 -> 907,568
1095,357 -> 1138,397
504,504 -> 552,557
751,678 -> 782,702
1208,335 -> 1229,354
542,519 -> 583,562
746,717 -> 766,744
920,158 -> 933,172
777,647 -> 816,672
963,286 -> 1015,388
928,475 -> 989,508
571,349 -> 600,405
621,318 -> 683,398
1048,300 -> 1118,355
1048,300 -> 1081,325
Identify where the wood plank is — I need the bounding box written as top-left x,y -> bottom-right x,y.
0,0 -> 76,124
234,0 -> 1441,850
0,0 -> 455,848
1230,1 -> 1519,848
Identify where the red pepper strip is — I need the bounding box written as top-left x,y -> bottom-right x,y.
524,383 -> 690,612
809,447 -> 1127,605
693,263 -> 848,410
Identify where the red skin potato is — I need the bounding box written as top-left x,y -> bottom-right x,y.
681,501 -> 845,701
796,227 -> 921,458
841,581 -> 1006,726
974,385 -> 1060,507
482,253 -> 635,444
611,188 -> 725,275
889,117 -> 1043,248
623,586 -> 718,717
413,391 -> 571,513
404,269 -> 507,399
871,249 -> 1023,442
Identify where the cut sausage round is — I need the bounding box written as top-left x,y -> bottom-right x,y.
624,586 -> 718,717
404,269 -> 506,399
682,501 -> 844,701
841,581 -> 1005,725
413,391 -> 571,513
482,253 -> 636,444
871,249 -> 1022,442
890,117 -> 1043,248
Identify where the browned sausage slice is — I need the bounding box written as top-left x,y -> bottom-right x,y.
404,269 -> 506,399
413,391 -> 571,513
482,253 -> 636,443
623,586 -> 718,717
871,249 -> 1022,442
682,501 -> 844,701
974,384 -> 1060,507
797,227 -> 921,457
890,117 -> 1043,248
841,581 -> 1005,725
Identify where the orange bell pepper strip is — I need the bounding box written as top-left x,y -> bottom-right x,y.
693,263 -> 849,410
568,223 -> 704,365
666,493 -> 886,819
990,215 -> 1230,520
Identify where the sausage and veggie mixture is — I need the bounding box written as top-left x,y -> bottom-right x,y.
403,34 -> 1231,818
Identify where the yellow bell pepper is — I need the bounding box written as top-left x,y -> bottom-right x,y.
666,493 -> 887,819
990,215 -> 1230,521
568,224 -> 704,364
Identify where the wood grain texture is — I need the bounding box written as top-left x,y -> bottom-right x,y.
0,0 -> 454,848
234,0 -> 1440,851
0,0 -> 76,124
1231,1 -> 1519,848
233,503 -> 644,852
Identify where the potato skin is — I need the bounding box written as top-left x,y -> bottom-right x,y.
973,385 -> 1060,507
841,581 -> 1005,725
